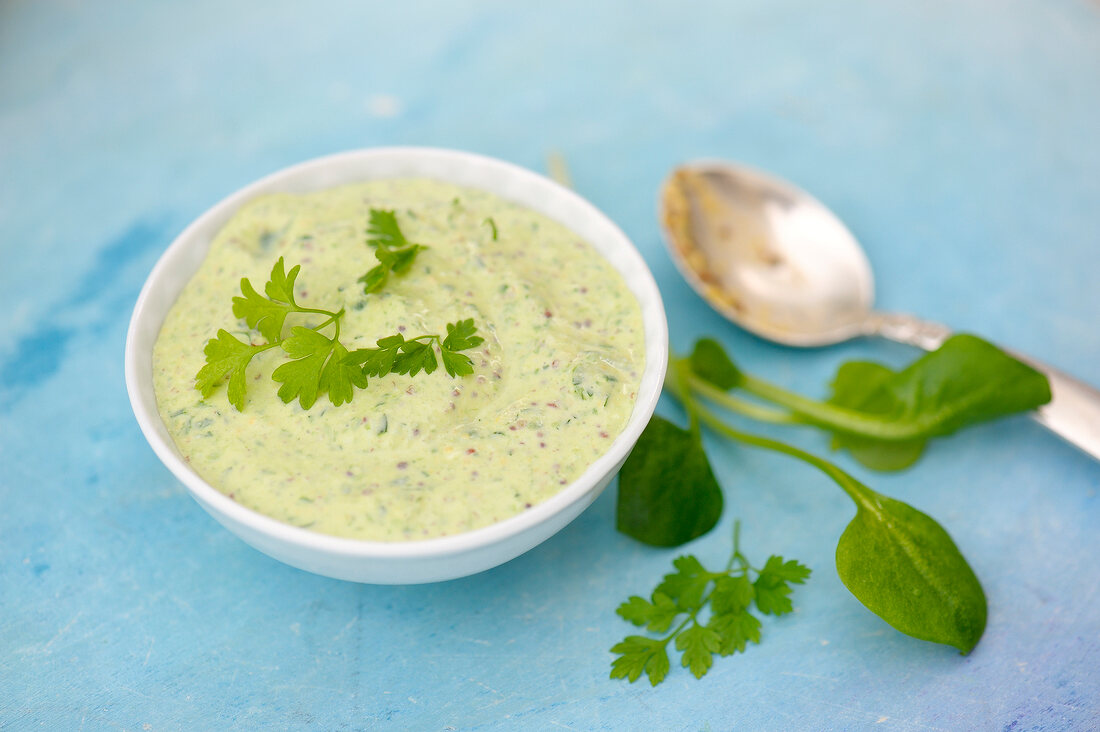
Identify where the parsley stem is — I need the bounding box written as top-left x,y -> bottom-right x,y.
726,520 -> 743,572
663,613 -> 697,645
299,308 -> 344,339
295,305 -> 340,319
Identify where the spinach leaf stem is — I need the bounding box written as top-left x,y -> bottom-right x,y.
668,357 -> 871,508
685,374 -> 799,425
670,352 -> 703,439
737,371 -> 934,440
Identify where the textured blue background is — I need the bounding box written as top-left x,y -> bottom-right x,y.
2,1 -> 1099,729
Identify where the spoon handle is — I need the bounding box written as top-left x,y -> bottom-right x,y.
864,312 -> 952,350
869,311 -> 1100,461
1013,359 -> 1100,461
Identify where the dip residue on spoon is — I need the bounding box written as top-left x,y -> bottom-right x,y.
153,179 -> 645,541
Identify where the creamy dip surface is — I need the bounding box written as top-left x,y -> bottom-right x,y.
153,179 -> 645,541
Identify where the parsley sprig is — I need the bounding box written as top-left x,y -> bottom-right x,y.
358,209 -> 427,294
195,258 -> 363,411
196,248 -> 483,411
611,521 -> 810,686
345,319 -> 485,378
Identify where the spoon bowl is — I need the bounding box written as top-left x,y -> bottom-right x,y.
661,162 -> 875,347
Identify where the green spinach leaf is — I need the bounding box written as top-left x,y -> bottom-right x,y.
833,334 -> 1050,439
689,337 -> 742,390
685,334 -> 1051,457
616,415 -> 723,547
835,480 -> 987,654
827,361 -> 927,471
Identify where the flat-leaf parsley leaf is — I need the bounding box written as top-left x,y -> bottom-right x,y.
194,329 -> 275,411
358,209 -> 427,294
344,320 -> 485,380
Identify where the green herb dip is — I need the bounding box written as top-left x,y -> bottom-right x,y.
153,179 -> 645,541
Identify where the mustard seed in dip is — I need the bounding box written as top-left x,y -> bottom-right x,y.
153,179 -> 645,541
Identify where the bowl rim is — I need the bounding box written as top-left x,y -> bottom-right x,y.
125,146 -> 667,563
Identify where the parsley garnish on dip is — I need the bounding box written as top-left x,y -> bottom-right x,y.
152,180 -> 645,541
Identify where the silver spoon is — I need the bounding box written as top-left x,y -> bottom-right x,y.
659,160 -> 1100,459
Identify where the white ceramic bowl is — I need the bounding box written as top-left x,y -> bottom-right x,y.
125,147 -> 668,584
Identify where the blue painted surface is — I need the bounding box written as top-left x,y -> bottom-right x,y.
2,1 -> 1099,729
